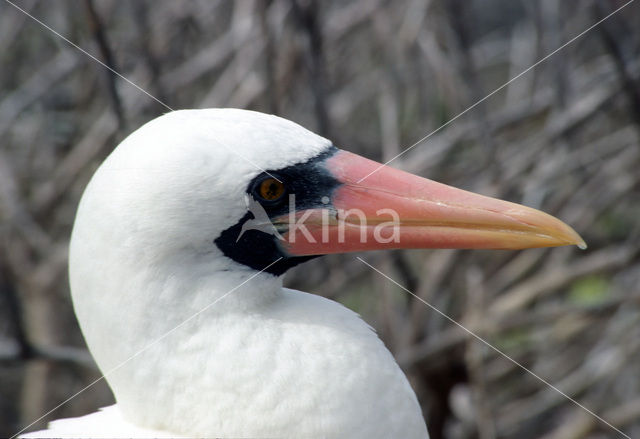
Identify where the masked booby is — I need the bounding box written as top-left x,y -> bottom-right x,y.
22,109 -> 584,438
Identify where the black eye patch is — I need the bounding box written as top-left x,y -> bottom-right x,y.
245,146 -> 341,217
215,145 -> 341,276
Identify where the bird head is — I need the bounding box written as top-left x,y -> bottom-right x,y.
72,108 -> 584,281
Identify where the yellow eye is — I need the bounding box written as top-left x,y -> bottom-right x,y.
258,178 -> 285,201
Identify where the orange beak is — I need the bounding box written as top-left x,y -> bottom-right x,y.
276,150 -> 585,256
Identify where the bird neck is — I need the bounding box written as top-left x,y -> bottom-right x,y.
71,247 -> 283,381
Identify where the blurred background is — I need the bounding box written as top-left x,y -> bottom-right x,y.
1,0 -> 639,438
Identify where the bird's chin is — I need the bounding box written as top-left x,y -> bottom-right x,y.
275,149 -> 585,256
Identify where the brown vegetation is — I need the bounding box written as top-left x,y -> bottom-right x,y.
1,1 -> 639,438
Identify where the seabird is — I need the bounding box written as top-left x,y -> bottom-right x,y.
23,109 -> 584,438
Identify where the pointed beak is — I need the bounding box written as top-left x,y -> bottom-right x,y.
277,150 -> 585,256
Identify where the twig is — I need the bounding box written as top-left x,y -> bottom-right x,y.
291,0 -> 331,137
84,0 -> 126,129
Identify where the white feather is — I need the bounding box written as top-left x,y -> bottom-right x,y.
21,405 -> 179,438
24,109 -> 428,438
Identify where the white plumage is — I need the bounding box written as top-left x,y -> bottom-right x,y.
24,109 -> 428,438
24,108 -> 582,438
22,406 -> 176,438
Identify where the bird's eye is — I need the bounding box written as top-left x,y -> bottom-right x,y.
255,177 -> 286,202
